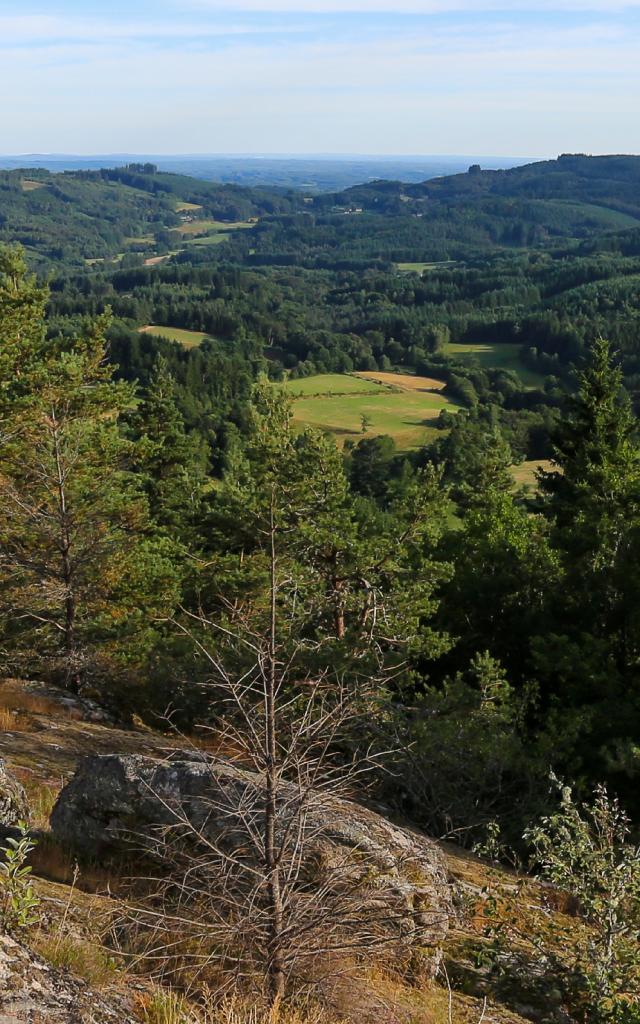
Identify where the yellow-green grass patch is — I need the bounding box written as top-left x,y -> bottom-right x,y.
511,459 -> 555,490
139,325 -> 212,349
442,340 -> 545,389
184,233 -> 228,247
397,261 -> 456,273
282,373 -> 458,450
174,219 -> 256,237
21,178 -> 47,191
175,201 -> 203,212
281,374 -> 389,398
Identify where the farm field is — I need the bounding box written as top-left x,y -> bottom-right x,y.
397,261 -> 456,273
281,372 -> 457,449
138,325 -> 213,349
175,219 -> 257,237
354,370 -> 446,391
184,233 -> 228,247
21,178 -> 47,191
511,458 -> 555,490
282,373 -> 388,397
442,340 -> 545,388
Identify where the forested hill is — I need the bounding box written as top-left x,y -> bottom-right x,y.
5,154 -> 640,272
333,153 -> 640,216
0,165 -> 300,267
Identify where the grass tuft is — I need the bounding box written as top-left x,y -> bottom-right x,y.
35,932 -> 120,988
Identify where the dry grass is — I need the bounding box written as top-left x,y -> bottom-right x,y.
0,686 -> 71,718
35,932 -> 120,988
0,704 -> 35,732
19,775 -> 60,829
136,991 -> 331,1024
31,832 -> 123,892
352,371 -> 446,392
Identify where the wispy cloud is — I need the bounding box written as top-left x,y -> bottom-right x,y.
188,0 -> 640,10
1,1 -> 639,154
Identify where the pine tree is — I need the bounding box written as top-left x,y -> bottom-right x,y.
0,246 -> 48,439
536,339 -> 640,774
131,355 -> 210,542
203,382 -> 451,684
0,257 -> 179,690
540,338 -> 640,668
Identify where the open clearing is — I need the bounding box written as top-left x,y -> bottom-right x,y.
512,458 -> 555,490
175,201 -> 203,212
139,324 -> 212,348
174,218 -> 257,237
21,178 -> 47,191
443,340 -> 545,388
281,371 -> 457,449
397,261 -> 456,273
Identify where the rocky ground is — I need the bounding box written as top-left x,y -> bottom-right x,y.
0,677 -> 586,1024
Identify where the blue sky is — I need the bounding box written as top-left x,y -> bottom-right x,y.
1,1 -> 640,156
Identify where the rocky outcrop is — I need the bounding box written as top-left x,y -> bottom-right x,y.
51,753 -> 454,956
0,760 -> 29,828
0,932 -> 137,1024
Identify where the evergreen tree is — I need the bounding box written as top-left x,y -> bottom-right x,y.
0,261 -> 179,690
201,383 -> 451,687
0,246 -> 48,437
536,339 -> 640,792
131,355 -> 210,542
438,487 -> 559,682
540,337 -> 640,680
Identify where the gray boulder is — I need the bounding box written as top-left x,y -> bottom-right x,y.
51,753 -> 454,955
0,760 -> 29,828
0,932 -> 137,1024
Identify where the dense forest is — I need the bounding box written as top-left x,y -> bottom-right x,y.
2,154 -> 640,1021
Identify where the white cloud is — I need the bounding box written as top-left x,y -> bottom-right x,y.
1,2 -> 639,154
189,0 -> 640,11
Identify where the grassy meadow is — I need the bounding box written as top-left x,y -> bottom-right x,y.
442,340 -> 545,388
511,458 -> 555,491
139,325 -> 213,349
281,371 -> 456,449
396,261 -> 457,273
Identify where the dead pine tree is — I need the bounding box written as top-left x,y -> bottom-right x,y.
122,386 -> 452,1009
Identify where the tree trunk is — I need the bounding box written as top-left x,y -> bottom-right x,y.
265,494 -> 285,1005
51,411 -> 80,692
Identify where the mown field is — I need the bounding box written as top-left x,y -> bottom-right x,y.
512,458 -> 555,490
396,261 -> 456,273
138,325 -> 213,348
281,372 -> 457,449
442,340 -> 545,388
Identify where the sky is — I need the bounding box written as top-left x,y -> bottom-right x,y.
1,1 -> 640,157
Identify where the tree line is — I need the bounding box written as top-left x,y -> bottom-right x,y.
2,243 -> 640,846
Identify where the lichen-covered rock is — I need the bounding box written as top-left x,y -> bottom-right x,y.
51,753 -> 454,957
0,759 -> 29,828
0,932 -> 137,1024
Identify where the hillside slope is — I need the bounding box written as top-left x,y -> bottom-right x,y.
0,677 -> 613,1024
0,166 -> 298,267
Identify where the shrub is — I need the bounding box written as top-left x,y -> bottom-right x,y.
0,821 -> 40,934
525,780 -> 640,1022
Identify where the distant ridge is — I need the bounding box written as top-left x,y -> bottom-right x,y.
0,153 -> 532,192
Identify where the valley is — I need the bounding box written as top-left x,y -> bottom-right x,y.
2,151 -> 640,1024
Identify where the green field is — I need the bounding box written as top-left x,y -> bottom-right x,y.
397,261 -> 456,273
282,374 -> 388,397
184,233 -> 228,247
281,373 -> 457,449
442,341 -> 545,388
139,325 -> 212,349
